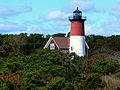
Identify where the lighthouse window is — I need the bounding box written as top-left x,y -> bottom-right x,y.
71,46 -> 73,51
50,43 -> 55,50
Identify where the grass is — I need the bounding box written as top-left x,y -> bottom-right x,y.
102,75 -> 120,90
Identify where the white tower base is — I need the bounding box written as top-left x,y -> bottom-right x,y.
69,36 -> 86,56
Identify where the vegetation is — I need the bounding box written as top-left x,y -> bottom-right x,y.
0,33 -> 120,89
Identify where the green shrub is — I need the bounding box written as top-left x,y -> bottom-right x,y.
35,87 -> 48,90
113,73 -> 120,77
46,77 -> 71,90
80,73 -> 104,89
90,58 -> 120,74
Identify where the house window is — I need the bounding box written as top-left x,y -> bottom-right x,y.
50,43 -> 55,50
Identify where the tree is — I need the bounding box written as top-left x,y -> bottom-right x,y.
0,34 -> 27,56
52,33 -> 66,37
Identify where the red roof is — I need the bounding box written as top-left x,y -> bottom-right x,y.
52,37 -> 69,49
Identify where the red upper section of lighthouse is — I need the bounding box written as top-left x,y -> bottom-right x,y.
69,7 -> 86,36
70,21 -> 85,36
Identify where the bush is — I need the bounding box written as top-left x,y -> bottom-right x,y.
90,58 -> 120,74
35,87 -> 48,90
113,72 -> 120,77
46,77 -> 71,90
80,73 -> 104,89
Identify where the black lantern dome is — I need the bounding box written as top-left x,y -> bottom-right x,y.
73,7 -> 82,18
69,7 -> 86,21
73,7 -> 82,14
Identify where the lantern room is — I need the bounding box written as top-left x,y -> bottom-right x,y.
69,7 -> 86,21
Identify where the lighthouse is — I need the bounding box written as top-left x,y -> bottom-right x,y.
44,7 -> 89,56
69,7 -> 87,56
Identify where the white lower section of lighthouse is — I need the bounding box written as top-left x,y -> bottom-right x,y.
69,36 -> 86,56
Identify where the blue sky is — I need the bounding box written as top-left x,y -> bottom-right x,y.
0,0 -> 120,36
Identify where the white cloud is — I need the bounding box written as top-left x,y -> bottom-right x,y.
45,10 -> 71,20
63,0 -> 105,13
55,21 -> 69,26
113,32 -> 120,35
101,19 -> 120,35
26,27 -> 44,34
85,18 -> 120,36
111,2 -> 120,16
85,26 -> 104,35
87,2 -> 120,35
0,22 -> 27,33
0,6 -> 32,18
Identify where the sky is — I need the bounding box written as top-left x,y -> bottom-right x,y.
0,0 -> 120,36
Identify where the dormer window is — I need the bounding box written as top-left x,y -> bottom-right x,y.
50,43 -> 55,50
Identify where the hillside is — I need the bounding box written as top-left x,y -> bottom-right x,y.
0,33 -> 120,90
86,35 -> 120,60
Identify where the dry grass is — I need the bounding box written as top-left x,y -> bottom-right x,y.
102,75 -> 120,90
